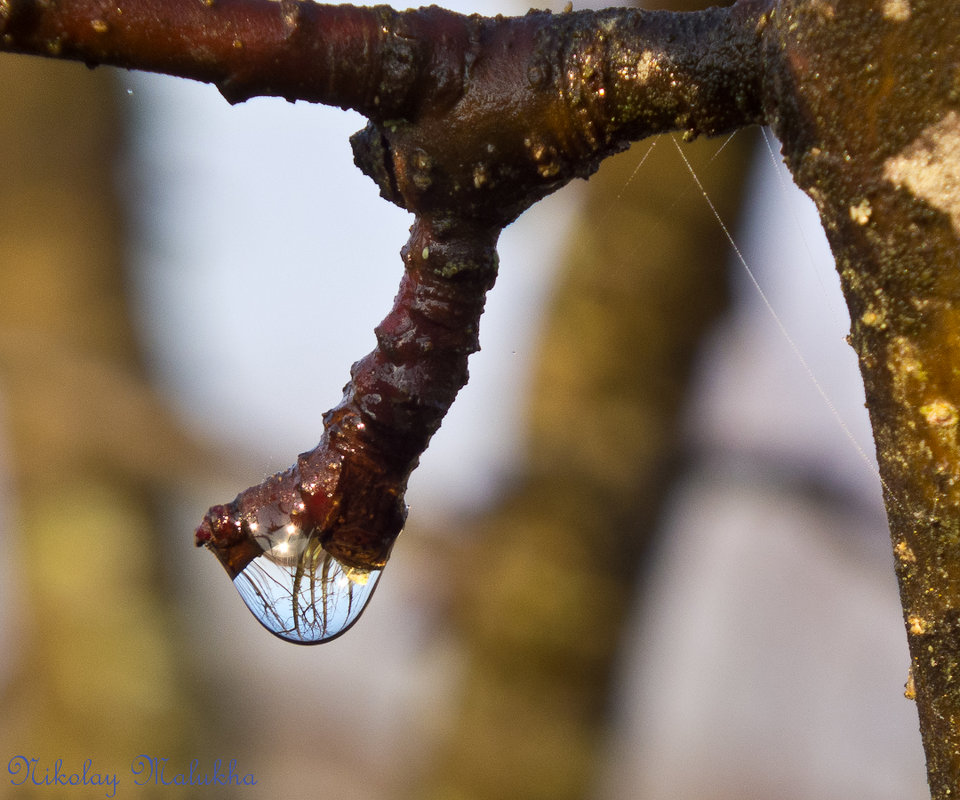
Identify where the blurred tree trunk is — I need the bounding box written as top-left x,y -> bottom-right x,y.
416,6 -> 754,799
0,57 -> 214,794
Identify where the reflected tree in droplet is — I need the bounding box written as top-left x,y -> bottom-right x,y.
233,513 -> 381,644
195,460 -> 396,645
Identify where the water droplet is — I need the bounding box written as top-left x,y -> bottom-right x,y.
209,501 -> 383,644
198,453 -> 407,644
234,534 -> 382,644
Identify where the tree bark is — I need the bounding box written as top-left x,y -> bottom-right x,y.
762,2 -> 960,796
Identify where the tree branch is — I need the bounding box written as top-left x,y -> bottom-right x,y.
0,0 -> 766,135
195,218 -> 499,574
141,0 -> 770,642
349,2 -> 768,227
2,0 -> 393,108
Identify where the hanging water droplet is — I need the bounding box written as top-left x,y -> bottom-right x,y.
198,439 -> 409,644
234,534 -> 382,644
199,495 -> 384,644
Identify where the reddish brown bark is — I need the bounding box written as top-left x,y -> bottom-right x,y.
173,1 -> 770,600
196,219 -> 499,574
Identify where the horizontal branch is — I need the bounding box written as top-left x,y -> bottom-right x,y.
0,0 -> 769,134
1,0 -> 769,226
0,0 -> 461,111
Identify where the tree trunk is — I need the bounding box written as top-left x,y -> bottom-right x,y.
0,56 -> 214,794
764,1 -> 960,796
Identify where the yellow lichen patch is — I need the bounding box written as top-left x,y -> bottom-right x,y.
895,539 -> 917,563
804,0 -> 836,19
905,665 -> 917,700
882,0 -> 911,21
921,399 -> 960,429
888,336 -> 929,408
849,198 -> 872,225
633,50 -> 659,83
860,308 -> 885,328
909,615 -> 928,635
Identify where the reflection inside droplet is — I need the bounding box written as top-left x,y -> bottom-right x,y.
232,516 -> 382,644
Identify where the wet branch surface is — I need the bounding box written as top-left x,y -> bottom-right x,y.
4,0 -> 960,794
96,0 -> 766,576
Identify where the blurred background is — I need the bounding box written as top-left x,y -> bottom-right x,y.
0,0 -> 932,797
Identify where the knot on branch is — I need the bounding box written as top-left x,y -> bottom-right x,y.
349,5 -> 765,227
350,11 -> 610,227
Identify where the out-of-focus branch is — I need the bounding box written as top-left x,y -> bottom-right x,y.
0,54 -> 210,780
418,125 -> 755,800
